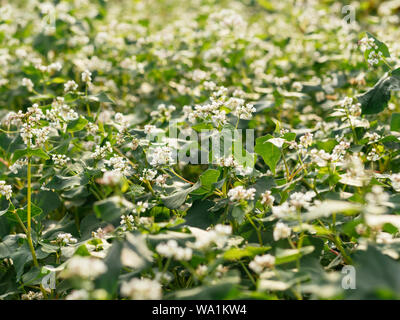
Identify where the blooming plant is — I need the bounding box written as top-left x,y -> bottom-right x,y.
1,0 -> 400,301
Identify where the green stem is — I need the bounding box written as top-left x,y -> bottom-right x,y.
246,214 -> 263,246
333,235 -> 353,265
281,150 -> 290,181
239,261 -> 257,287
169,168 -> 194,185
26,156 -> 39,267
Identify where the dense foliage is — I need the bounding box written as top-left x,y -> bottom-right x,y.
1,0 -> 400,300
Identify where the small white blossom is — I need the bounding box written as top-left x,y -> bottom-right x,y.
22,78 -> 34,92
260,191 -> 275,206
98,170 -> 123,185
299,132 -> 313,148
121,278 -> 162,300
81,69 -> 92,83
249,254 -> 275,274
64,80 -> 78,92
228,186 -> 256,202
0,181 -> 12,200
273,222 -> 292,241
156,240 -> 192,261
52,154 -> 70,166
21,291 -> 44,300
53,233 -> 77,246
64,257 -> 107,279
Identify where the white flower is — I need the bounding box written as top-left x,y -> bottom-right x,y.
47,62 -> 62,73
22,78 -> 34,92
216,155 -> 238,168
235,165 -> 253,176
364,132 -> 381,144
103,156 -> 132,176
92,228 -> 108,239
144,124 -> 156,134
87,123 -> 98,135
46,97 -> 78,123
196,265 -> 208,277
134,201 -> 149,214
64,80 -> 78,92
52,154 -> 70,166
249,254 -> 275,274
390,173 -> 400,191
260,191 -> 275,206
98,170 -> 123,185
367,50 -> 383,67
66,289 -> 89,300
365,186 -> 390,207
273,222 -> 292,241
9,159 -> 27,174
92,142 -> 113,159
376,232 -> 394,244
121,278 -> 162,300
332,141 -> 350,161
299,132 -> 313,148
120,214 -> 135,231
156,240 -> 192,261
81,69 -> 92,83
189,224 -> 232,250
155,174 -> 169,186
140,168 -> 157,182
232,103 -> 256,120
214,224 -> 232,236
148,146 -> 174,167
228,186 -> 256,202
367,148 -> 380,162
289,191 -> 316,209
272,202 -> 296,218
358,37 -> 377,52
292,81 -> 303,91
64,257 -> 107,279
54,233 -> 77,246
0,181 -> 12,200
21,291 -> 44,300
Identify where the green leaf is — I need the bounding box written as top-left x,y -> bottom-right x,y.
191,169 -> 220,195
28,93 -> 54,103
87,92 -> 114,103
46,173 -> 89,190
357,75 -> 397,115
5,204 -> 42,224
275,246 -> 314,265
74,244 -> 91,257
67,117 -> 88,132
95,241 -> 123,294
120,232 -> 153,270
223,246 -> 271,261
161,181 -> 200,209
231,206 -> 246,224
255,135 -> 281,174
94,196 -> 130,223
392,67 -> 400,78
33,190 -> 61,214
13,148 -> 50,161
348,246 -> 400,299
391,113 -> 400,132
166,274 -> 240,300
184,200 -> 219,229
0,202 -> 12,217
